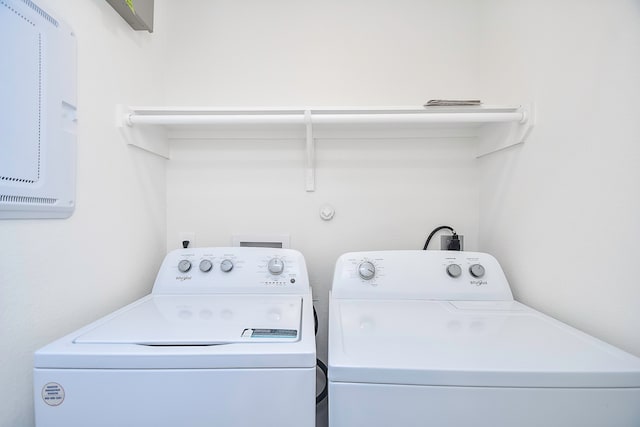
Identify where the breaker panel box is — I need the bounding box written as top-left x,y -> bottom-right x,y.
1,0 -> 77,219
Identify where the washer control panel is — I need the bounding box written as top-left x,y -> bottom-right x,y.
153,247 -> 309,295
332,251 -> 513,301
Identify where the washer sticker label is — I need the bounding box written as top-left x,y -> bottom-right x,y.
242,328 -> 297,338
42,383 -> 65,406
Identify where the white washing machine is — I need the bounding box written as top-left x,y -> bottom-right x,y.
34,247 -> 316,427
328,250 -> 640,427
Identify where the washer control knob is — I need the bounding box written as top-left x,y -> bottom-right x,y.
220,259 -> 234,273
358,261 -> 376,280
268,258 -> 285,275
178,260 -> 192,273
469,264 -> 485,278
446,264 -> 462,278
199,259 -> 213,272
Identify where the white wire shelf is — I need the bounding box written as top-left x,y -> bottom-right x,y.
123,106 -> 527,126
117,105 -> 534,191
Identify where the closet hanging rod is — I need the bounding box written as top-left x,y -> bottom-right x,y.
124,110 -> 527,126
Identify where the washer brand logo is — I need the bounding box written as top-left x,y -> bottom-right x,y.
471,280 -> 487,286
176,276 -> 192,281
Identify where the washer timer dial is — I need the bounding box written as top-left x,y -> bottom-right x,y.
267,258 -> 285,275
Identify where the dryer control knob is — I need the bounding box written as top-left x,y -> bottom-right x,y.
358,261 -> 376,280
220,259 -> 234,273
178,260 -> 192,273
446,264 -> 462,278
469,264 -> 485,278
199,259 -> 213,272
268,258 -> 285,275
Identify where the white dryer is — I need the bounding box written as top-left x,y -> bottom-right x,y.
328,250 -> 640,427
34,247 -> 316,427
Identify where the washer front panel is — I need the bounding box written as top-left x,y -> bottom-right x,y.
35,367 -> 315,427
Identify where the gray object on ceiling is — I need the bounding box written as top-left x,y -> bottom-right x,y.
106,0 -> 153,33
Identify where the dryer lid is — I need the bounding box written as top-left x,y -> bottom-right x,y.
75,295 -> 302,345
328,299 -> 640,388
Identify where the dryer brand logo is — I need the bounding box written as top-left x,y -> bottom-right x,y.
176,276 -> 192,281
471,280 -> 487,286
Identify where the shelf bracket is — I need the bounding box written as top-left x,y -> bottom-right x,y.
116,105 -> 170,159
476,103 -> 535,158
305,110 -> 315,192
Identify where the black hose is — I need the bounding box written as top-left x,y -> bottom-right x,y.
313,305 -> 319,335
316,358 -> 328,404
313,305 -> 328,404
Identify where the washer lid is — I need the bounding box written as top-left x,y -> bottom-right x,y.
328,299 -> 640,388
75,295 -> 302,345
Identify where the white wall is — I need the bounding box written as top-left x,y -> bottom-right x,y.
478,0 -> 640,356
160,0 -> 483,105
0,1 -> 166,426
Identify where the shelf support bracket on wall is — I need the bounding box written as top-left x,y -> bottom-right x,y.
476,103 -> 535,158
116,105 -> 170,159
305,110 -> 316,192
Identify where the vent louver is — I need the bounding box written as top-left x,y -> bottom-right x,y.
20,0 -> 57,26
0,194 -> 57,205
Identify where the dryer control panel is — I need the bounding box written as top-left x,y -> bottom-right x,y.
332,250 -> 513,301
152,247 -> 310,294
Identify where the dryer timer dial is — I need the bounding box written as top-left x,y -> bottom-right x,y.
358,261 -> 376,280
